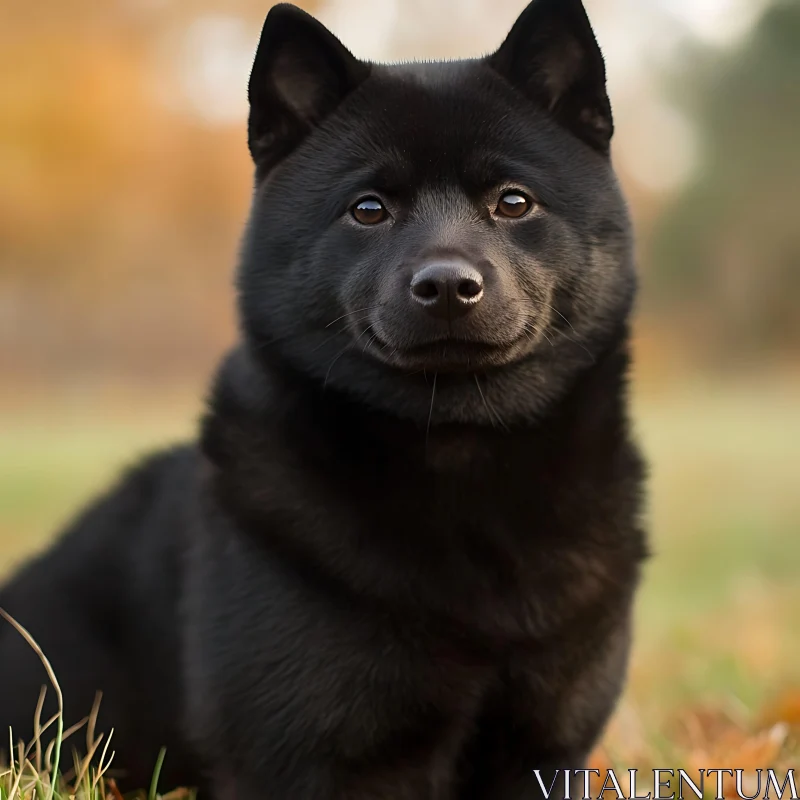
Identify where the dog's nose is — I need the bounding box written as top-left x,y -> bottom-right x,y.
410,261 -> 484,320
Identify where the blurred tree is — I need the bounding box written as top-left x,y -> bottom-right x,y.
0,0 -> 319,385
647,0 -> 800,359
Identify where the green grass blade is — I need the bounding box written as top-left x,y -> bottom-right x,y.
148,748 -> 167,800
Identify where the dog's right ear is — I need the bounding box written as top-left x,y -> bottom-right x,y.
247,4 -> 370,176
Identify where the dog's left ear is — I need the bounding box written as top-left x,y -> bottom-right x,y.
488,0 -> 613,155
248,4 -> 370,176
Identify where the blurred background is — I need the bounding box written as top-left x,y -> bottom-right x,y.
1,0 -> 798,774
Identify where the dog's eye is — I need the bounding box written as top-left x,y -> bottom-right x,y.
352,198 -> 388,225
496,192 -> 532,219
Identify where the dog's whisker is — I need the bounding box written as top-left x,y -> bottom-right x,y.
520,325 -> 539,345
474,374 -> 496,430
324,325 -> 372,389
542,301 -> 580,337
323,342 -> 353,390
509,300 -> 594,360
508,308 -> 559,350
529,301 -> 594,360
362,332 -> 381,354
425,372 -> 438,448
510,297 -> 578,333
312,315 -> 373,354
507,310 -> 553,349
474,374 -> 508,432
325,305 -> 383,329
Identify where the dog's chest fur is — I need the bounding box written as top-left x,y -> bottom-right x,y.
197,343 -> 644,650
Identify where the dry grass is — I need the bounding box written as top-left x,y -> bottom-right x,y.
0,611 -> 193,800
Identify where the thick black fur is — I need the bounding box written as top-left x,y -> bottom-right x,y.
0,1 -> 647,797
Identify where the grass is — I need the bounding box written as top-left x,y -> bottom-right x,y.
1,374 -> 800,781
0,611 -> 192,800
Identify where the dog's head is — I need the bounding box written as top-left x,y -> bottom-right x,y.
238,0 -> 635,425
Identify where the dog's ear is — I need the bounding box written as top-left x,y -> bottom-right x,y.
488,0 -> 613,155
247,4 -> 370,176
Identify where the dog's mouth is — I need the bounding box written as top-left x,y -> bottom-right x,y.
360,327 -> 529,373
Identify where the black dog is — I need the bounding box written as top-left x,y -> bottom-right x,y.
0,0 -> 647,796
